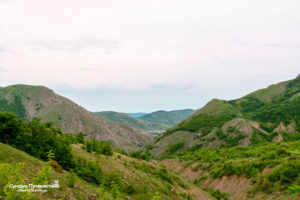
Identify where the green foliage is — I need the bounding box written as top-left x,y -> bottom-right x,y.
74,158 -> 103,185
179,192 -> 192,200
169,113 -> 236,135
157,76 -> 300,152
130,161 -> 174,184
0,112 -> 75,170
168,141 -> 185,154
110,181 -> 121,200
252,159 -> 300,193
129,151 -> 149,160
216,129 -> 226,140
0,163 -> 33,200
173,141 -> 300,193
0,112 -> 24,144
224,133 -> 246,147
232,96 -> 264,113
50,160 -> 63,173
288,183 -> 300,198
203,188 -> 229,200
76,132 -> 85,144
68,170 -> 76,188
0,95 -> 26,119
33,165 -> 52,185
252,99 -> 300,125
259,122 -> 276,133
152,192 -> 161,200
47,149 -> 55,161
84,139 -> 113,156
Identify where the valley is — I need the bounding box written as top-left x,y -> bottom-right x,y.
0,75 -> 299,200
95,109 -> 195,135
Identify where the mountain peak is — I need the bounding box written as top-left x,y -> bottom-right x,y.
0,84 -> 151,152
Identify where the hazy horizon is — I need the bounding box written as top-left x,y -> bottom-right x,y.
1,0 -> 299,112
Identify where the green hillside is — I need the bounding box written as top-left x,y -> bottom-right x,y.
0,85 -> 151,152
0,142 -> 214,200
0,111 -> 213,200
151,75 -> 300,158
95,110 -> 195,133
161,140 -> 300,200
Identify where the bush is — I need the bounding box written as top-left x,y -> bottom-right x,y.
168,141 -> 185,154
84,139 -> 113,156
76,132 -> 85,144
129,151 -> 149,160
33,165 -> 52,185
50,160 -> 63,173
68,170 -> 76,188
75,159 -> 102,185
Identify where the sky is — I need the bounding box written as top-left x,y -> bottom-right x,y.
0,0 -> 299,112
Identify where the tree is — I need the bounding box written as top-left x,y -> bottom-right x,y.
76,132 -> 85,144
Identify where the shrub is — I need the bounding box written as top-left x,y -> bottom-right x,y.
50,160 -> 63,173
33,165 -> 52,185
168,141 -> 185,154
75,159 -> 102,185
129,151 -> 149,160
76,132 -> 85,144
68,170 -> 76,188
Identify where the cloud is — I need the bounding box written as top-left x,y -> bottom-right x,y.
0,47 -> 7,54
29,37 -> 121,52
0,0 -> 300,112
256,43 -> 300,49
0,66 -> 7,72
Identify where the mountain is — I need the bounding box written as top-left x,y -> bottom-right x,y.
94,111 -> 167,132
151,75 -> 300,158
95,109 -> 196,133
0,84 -> 151,152
139,109 -> 196,127
126,112 -> 148,118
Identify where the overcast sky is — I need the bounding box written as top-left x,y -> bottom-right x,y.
0,0 -> 299,112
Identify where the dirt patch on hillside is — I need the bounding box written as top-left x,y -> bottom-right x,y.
274,122 -> 286,133
161,159 -> 251,199
185,187 -> 214,200
287,123 -> 295,133
272,134 -> 283,142
249,121 -> 268,134
203,176 -> 250,199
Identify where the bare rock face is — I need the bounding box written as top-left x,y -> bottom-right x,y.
222,118 -> 253,146
274,122 -> 287,133
287,123 -> 295,133
272,134 -> 283,142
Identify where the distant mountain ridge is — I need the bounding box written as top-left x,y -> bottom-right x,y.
95,109 -> 195,133
151,75 -> 300,157
126,112 -> 148,118
0,84 -> 151,152
140,109 -> 195,127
